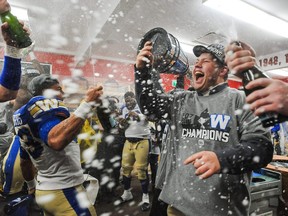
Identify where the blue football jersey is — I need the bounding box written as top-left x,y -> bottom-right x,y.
13,96 -> 70,159
13,96 -> 84,190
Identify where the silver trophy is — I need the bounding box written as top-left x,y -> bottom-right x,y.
138,27 -> 189,75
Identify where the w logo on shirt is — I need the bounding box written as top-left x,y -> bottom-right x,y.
210,114 -> 231,130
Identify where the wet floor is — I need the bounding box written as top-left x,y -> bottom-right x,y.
95,176 -> 153,216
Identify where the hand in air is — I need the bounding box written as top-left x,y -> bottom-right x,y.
136,41 -> 154,69
84,85 -> 103,106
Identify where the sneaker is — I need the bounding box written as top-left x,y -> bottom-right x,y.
120,189 -> 133,203
141,193 -> 150,211
142,193 -> 149,203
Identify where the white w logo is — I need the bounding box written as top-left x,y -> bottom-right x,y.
210,114 -> 231,130
36,99 -> 59,111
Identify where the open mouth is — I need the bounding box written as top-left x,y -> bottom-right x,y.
195,71 -> 204,82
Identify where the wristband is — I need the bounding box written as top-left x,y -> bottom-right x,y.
74,101 -> 93,120
5,45 -> 22,59
26,178 -> 37,190
0,56 -> 21,90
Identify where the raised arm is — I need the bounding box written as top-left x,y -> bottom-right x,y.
0,10 -> 31,101
47,86 -> 103,151
135,41 -> 172,121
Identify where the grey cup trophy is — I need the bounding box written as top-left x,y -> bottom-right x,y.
137,27 -> 189,75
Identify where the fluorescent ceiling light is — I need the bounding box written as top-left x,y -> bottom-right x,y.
11,6 -> 29,21
203,0 -> 288,38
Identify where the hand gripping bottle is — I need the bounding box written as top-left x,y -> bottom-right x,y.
0,1 -> 32,48
238,42 -> 285,127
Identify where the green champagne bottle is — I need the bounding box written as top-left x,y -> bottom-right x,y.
1,10 -> 32,48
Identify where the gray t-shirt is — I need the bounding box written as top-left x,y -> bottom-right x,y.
136,78 -> 272,216
0,101 -> 14,161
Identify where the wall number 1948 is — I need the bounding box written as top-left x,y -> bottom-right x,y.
258,52 -> 288,70
258,56 -> 279,67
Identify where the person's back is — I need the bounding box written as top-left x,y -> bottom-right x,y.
1,135 -> 24,196
0,101 -> 15,163
87,96 -> 125,203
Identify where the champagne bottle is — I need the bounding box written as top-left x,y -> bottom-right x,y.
1,10 -> 32,48
242,66 -> 285,127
